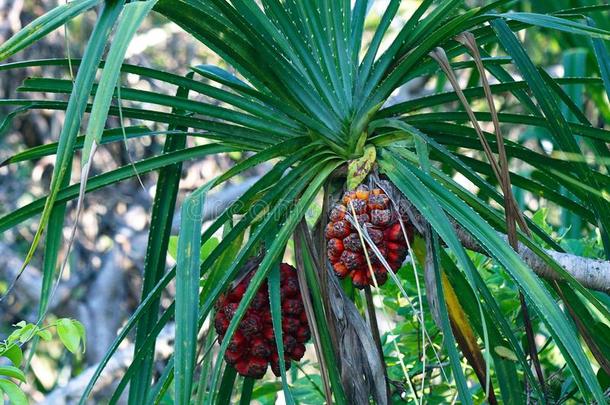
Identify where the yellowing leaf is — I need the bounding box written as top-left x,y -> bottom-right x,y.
347,145 -> 376,190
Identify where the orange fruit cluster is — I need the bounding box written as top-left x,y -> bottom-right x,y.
325,185 -> 412,288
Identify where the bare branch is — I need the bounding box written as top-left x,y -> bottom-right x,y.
406,207 -> 610,293
452,218 -> 610,293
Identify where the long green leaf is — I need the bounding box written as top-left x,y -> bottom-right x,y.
382,120 -> 597,226
378,77 -> 601,117
403,111 -> 610,145
175,181 -> 214,405
149,157 -> 324,405
0,144 -> 234,233
498,12 -> 610,40
356,0 -> 400,93
216,365 -> 237,404
129,78 -> 191,403
205,160 -> 339,404
110,305 -> 174,404
109,148 -> 305,403
430,234 -> 473,405
239,377 -> 255,405
350,0 -> 369,81
22,2 -> 125,368
360,9 -> 479,119
259,0 -> 346,117
0,57 -> 308,132
441,253 -> 523,404
0,98 -> 277,150
294,227 -> 348,404
492,18 -> 610,257
79,269 -> 176,404
296,0 -> 347,118
378,147 -> 543,398
80,148 -> 306,403
0,0 -> 102,61
155,0 -> 343,137
83,0 -> 158,165
268,264 -> 295,405
420,148 -> 610,350
1,126 -> 153,166
8,0 -> 125,285
589,17 -> 610,105
363,0 -> 434,94
383,153 -> 605,403
19,78 -> 300,138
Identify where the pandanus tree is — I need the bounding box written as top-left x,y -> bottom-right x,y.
1,0 -> 610,403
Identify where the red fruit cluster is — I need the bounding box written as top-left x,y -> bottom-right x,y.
214,263 -> 310,379
325,184 -> 412,288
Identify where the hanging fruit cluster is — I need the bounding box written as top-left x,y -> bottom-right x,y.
214,263 -> 310,379
326,184 -> 412,289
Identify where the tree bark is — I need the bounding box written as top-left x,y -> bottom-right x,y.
452,224 -> 610,293
403,207 -> 610,294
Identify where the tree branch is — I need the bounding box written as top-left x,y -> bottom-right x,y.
403,207 -> 610,293
452,225 -> 610,293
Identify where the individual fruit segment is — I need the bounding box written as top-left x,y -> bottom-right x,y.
213,263 -> 310,379
325,220 -> 351,239
326,184 -> 413,288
